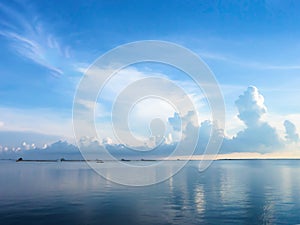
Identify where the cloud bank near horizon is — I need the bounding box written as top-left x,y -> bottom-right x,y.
0,86 -> 299,159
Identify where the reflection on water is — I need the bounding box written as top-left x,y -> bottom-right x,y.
194,185 -> 205,214
0,160 -> 300,224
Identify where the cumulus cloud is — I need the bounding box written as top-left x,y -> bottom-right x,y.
0,140 -> 82,160
22,142 -> 32,150
235,86 -> 267,127
169,86 -> 283,155
167,111 -> 224,155
1,86 -> 299,159
168,112 -> 181,132
284,120 -> 299,143
228,122 -> 282,152
168,111 -> 198,133
102,137 -> 114,145
0,130 -> 61,148
193,120 -> 225,154
168,111 -> 197,143
225,86 -> 282,152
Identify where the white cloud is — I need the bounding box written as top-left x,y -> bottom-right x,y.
235,86 -> 267,127
74,80 -> 298,155
127,98 -> 176,143
0,1 -> 72,76
199,49 -> 300,71
73,66 -> 211,146
224,86 -> 282,152
168,86 -> 290,154
22,141 -> 34,150
284,120 -> 299,143
2,85 -> 298,158
102,137 -> 113,145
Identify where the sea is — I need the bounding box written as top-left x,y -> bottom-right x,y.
0,159 -> 300,225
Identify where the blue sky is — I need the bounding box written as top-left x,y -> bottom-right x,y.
0,0 -> 300,158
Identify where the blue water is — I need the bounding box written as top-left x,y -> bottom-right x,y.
1,160 -> 300,225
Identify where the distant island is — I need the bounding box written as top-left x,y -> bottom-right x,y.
14,158 -> 162,163
13,157 -> 300,163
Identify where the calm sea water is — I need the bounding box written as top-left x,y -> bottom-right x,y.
1,160 -> 300,225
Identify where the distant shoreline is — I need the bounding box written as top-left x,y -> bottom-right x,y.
0,158 -> 300,162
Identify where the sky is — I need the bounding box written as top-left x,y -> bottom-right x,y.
0,0 -> 300,159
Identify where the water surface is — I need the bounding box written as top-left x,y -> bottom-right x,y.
1,160 -> 300,224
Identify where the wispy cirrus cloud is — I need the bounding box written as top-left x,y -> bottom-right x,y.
0,1 -> 72,76
199,50 -> 300,71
